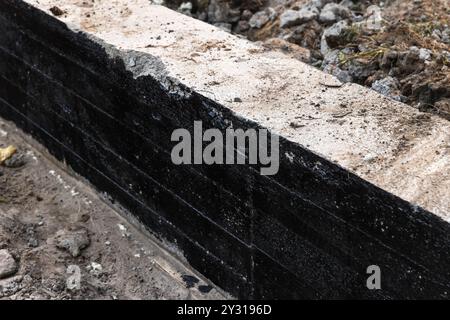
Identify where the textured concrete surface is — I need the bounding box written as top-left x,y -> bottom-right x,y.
24,0 -> 450,219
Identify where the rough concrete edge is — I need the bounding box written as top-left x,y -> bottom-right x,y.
82,32 -> 193,99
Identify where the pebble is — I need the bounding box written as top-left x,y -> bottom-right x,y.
321,20 -> 350,54
319,3 -> 351,24
371,76 -> 403,101
54,228 -> 90,257
249,10 -> 270,29
0,249 -> 18,279
3,152 -> 27,168
280,10 -> 302,28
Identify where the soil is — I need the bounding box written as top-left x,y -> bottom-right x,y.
0,118 -> 227,300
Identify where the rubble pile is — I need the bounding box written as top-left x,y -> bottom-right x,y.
162,0 -> 450,118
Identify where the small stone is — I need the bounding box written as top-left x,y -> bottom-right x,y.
289,121 -> 304,129
28,238 -> 39,248
249,8 -> 276,29
297,4 -> 320,23
235,20 -> 250,33
319,3 -> 351,24
321,49 -> 354,83
280,10 -> 301,28
380,50 -> 399,69
281,5 -> 317,29
371,76 -> 403,101
339,0 -> 355,9
49,6 -> 64,16
435,99 -> 450,115
118,223 -> 131,238
0,249 -> 18,279
178,2 -> 193,15
228,9 -> 241,24
310,0 -> 334,9
241,9 -> 253,21
207,0 -> 229,24
0,275 -> 23,297
89,262 -> 103,277
431,29 -> 442,41
249,11 -> 270,29
55,229 -> 90,257
396,47 -> 424,75
362,5 -> 383,32
418,48 -> 432,61
442,28 -> 450,44
3,152 -> 27,168
321,20 -> 350,54
363,154 -> 377,162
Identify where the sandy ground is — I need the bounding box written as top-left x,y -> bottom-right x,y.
0,117 -> 227,300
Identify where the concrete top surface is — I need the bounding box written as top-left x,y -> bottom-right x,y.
24,0 -> 450,219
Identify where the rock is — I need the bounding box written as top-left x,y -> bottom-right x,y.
362,5 -> 383,33
285,20 -> 323,49
310,0 -> 334,9
228,8 -> 241,24
214,23 -> 232,32
197,11 -> 207,21
431,29 -> 442,41
396,47 -> 425,75
323,65 -> 353,83
298,4 -> 320,22
280,10 -> 301,28
49,6 -> 64,16
88,262 -> 103,277
249,10 -> 269,29
178,2 -> 193,15
263,38 -> 311,63
321,49 -> 353,83
207,0 -> 229,23
241,9 -> 253,21
441,50 -> 450,61
380,50 -> 399,69
235,20 -> 250,33
280,4 -> 319,28
3,152 -> 26,168
346,59 -> 379,82
435,99 -> 450,115
442,28 -> 450,44
339,0 -> 356,9
0,249 -> 18,279
321,20 -> 350,54
0,275 -> 22,297
26,226 -> 39,248
319,3 -> 351,24
418,48 -> 432,61
55,228 -> 90,257
371,76 -> 403,101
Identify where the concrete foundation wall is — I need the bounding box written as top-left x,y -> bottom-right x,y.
1,0 -> 450,299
